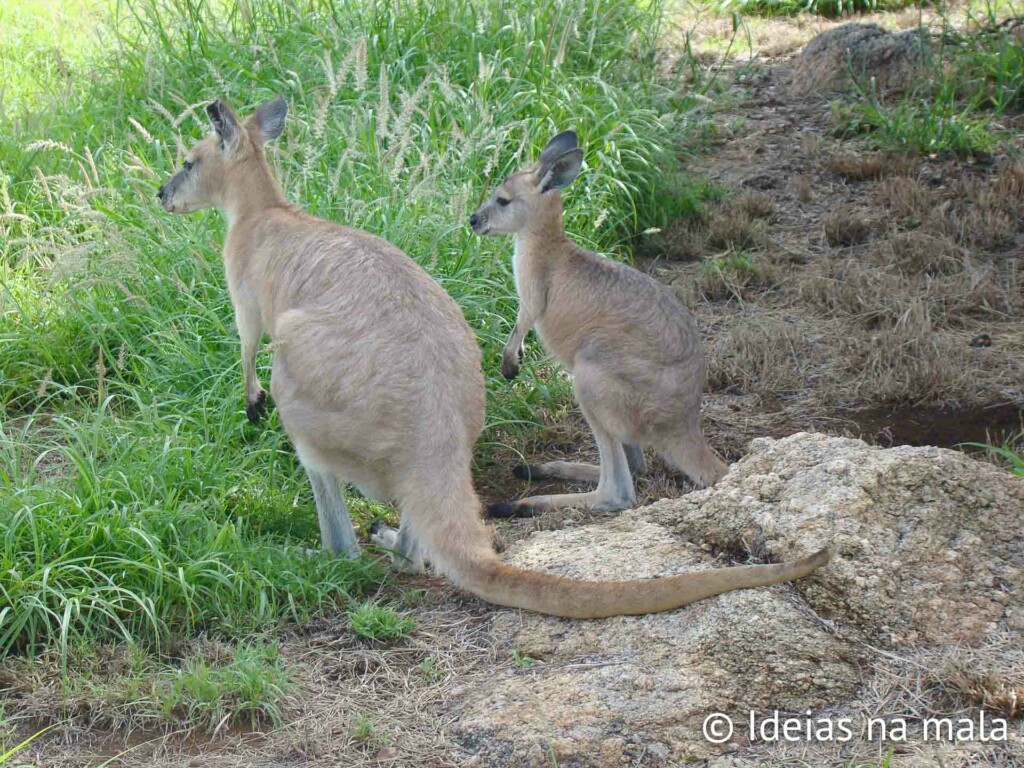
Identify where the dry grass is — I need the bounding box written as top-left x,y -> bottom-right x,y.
800,131 -> 823,157
793,174 -> 813,202
948,164 -> 1024,252
842,298 -> 978,402
707,208 -> 769,249
870,230 -> 964,277
879,175 -> 936,222
661,218 -> 707,261
796,257 -> 895,324
11,605 -> 503,767
726,632 -> 1024,767
824,151 -> 919,181
824,152 -> 888,181
707,317 -> 808,396
824,207 -> 874,246
733,190 -> 776,218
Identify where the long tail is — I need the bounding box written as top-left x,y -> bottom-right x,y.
406,478 -> 831,620
454,549 -> 830,619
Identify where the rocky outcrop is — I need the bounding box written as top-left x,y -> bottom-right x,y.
450,433 -> 1023,767
643,433 -> 1022,647
792,23 -> 930,93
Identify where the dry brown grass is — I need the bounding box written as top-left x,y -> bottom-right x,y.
948,165 -> 1024,251
733,190 -> 776,219
662,217 -> 707,261
726,633 -> 1024,767
839,297 -> 980,402
879,175 -> 936,222
707,317 -> 808,396
870,230 -> 964,276
796,257 -> 895,324
824,151 -> 919,182
793,174 -> 813,202
707,208 -> 768,249
824,207 -> 873,246
800,131 -> 823,158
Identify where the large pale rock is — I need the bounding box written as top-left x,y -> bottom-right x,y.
644,433 -> 1023,646
450,434 -> 1022,766
450,517 -> 860,766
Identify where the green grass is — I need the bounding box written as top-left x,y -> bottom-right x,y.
711,0 -> 911,17
1,0 -> 697,660
511,648 -> 538,668
0,639 -> 293,735
0,725 -> 53,766
161,641 -> 291,730
836,17 -> 1024,156
962,438 -> 1024,476
346,601 -> 416,642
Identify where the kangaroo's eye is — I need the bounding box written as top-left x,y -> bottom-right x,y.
496,197 -> 511,207
183,160 -> 194,171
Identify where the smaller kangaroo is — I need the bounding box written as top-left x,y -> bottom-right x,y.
471,131 -> 728,518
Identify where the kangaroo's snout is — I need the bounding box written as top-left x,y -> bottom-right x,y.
470,210 -> 489,235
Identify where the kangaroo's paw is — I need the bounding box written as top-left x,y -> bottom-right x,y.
246,389 -> 268,423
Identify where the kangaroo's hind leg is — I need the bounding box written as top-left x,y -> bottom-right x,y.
514,440 -> 646,484
512,460 -> 600,484
658,428 -> 727,489
486,421 -> 633,517
307,468 -> 360,558
487,364 -> 635,518
370,516 -> 426,573
624,443 -> 647,475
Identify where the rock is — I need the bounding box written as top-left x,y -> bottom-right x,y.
644,433 -> 1023,647
792,23 -> 930,93
450,517 -> 860,766
450,434 -> 1023,766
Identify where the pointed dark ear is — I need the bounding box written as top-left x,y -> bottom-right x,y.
538,148 -> 584,193
539,131 -> 579,167
206,99 -> 241,154
250,96 -> 288,144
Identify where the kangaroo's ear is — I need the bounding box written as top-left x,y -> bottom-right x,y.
538,148 -> 583,193
539,131 -> 579,167
206,99 -> 242,154
251,96 -> 288,144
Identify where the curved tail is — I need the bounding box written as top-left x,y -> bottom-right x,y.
407,478 -> 831,619
453,548 -> 830,619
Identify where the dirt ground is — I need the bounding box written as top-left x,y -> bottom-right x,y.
13,15 -> 1024,768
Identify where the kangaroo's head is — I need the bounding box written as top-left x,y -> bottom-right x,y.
470,130 -> 583,237
158,96 -> 288,214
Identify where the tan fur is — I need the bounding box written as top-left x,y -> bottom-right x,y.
158,102 -> 829,619
471,132 -> 728,518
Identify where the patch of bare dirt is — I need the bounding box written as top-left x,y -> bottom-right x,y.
639,57 -> 1023,466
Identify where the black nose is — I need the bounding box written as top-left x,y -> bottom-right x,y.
469,213 -> 479,228
157,184 -> 164,200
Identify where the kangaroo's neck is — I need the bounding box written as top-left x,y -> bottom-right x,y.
223,154 -> 287,227
514,194 -> 573,265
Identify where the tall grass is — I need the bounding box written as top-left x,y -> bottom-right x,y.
0,0 -> 694,656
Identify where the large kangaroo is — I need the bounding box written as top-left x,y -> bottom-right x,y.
470,131 -> 727,519
157,98 -> 829,619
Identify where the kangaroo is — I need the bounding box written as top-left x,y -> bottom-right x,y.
157,98 -> 829,619
470,131 -> 727,518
